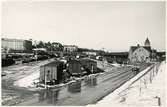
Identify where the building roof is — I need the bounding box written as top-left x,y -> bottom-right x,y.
144,46 -> 151,52
130,46 -> 151,52
157,52 -> 166,56
130,46 -> 151,53
63,45 -> 78,47
105,52 -> 128,56
110,52 -> 129,55
130,46 -> 138,53
41,61 -> 63,67
2,38 -> 25,42
144,38 -> 150,46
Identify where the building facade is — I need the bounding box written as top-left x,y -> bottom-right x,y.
63,45 -> 78,52
128,38 -> 153,63
83,51 -> 97,56
2,38 -> 25,51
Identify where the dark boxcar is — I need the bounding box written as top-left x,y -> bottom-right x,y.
2,58 -> 15,67
40,61 -> 64,85
68,59 -> 82,76
80,59 -> 97,73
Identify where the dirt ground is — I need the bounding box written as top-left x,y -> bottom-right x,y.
2,59 -> 54,105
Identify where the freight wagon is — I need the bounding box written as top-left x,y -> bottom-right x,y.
80,59 -> 97,73
68,59 -> 98,76
40,61 -> 64,85
68,59 -> 83,76
2,58 -> 15,67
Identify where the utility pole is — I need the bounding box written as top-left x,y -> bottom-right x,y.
34,40 -> 37,62
91,65 -> 94,74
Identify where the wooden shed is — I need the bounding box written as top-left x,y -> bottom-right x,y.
80,59 -> 97,73
68,59 -> 82,76
40,61 -> 64,85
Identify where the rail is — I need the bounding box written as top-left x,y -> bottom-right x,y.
97,61 -> 162,105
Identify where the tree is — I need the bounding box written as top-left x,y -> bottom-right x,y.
45,42 -> 52,51
36,41 -> 45,48
51,42 -> 63,51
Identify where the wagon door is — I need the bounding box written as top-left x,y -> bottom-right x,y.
53,66 -> 57,80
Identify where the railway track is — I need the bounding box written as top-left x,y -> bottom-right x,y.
17,62 -> 136,106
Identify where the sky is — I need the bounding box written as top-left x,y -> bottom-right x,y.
1,1 -> 166,52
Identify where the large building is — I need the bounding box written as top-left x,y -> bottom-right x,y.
83,51 -> 97,56
2,38 -> 26,51
63,45 -> 78,52
128,38 -> 155,63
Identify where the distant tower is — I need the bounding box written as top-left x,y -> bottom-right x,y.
144,38 -> 150,47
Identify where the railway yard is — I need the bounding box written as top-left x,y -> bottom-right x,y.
2,58 -> 150,106
1,2 -> 166,106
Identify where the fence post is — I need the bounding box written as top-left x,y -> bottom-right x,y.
144,74 -> 147,88
156,63 -> 159,74
154,96 -> 161,106
152,65 -> 154,78
139,79 -> 142,96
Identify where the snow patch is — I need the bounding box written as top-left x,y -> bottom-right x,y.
14,71 -> 39,88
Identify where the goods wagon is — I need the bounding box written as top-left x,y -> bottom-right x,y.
80,59 -> 97,73
68,59 -> 82,76
40,61 -> 64,85
2,58 -> 15,67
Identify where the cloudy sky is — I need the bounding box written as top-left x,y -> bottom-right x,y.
2,1 -> 165,52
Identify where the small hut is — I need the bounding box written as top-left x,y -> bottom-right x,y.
40,61 -> 64,85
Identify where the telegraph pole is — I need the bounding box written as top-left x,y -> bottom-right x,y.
34,40 -> 38,62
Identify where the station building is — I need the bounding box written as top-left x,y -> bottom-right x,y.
128,38 -> 156,63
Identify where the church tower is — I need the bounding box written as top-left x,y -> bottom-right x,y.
144,38 -> 150,47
